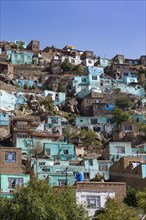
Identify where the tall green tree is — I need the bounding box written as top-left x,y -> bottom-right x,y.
94,198 -> 139,220
137,188 -> 146,213
0,178 -> 88,220
116,95 -> 132,110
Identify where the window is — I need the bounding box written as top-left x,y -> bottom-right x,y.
99,163 -> 108,171
51,118 -> 58,124
25,140 -> 33,148
124,72 -> 128,76
125,125 -> 132,131
46,148 -> 51,155
64,150 -> 68,155
89,159 -> 93,166
16,121 -> 28,129
58,179 -> 66,186
116,146 -> 125,154
5,152 -> 16,163
84,173 -> 90,179
80,119 -> 83,123
91,119 -> 98,124
86,196 -> 101,209
92,76 -> 97,80
39,162 -> 46,166
86,99 -> 90,104
93,127 -> 101,132
42,168 -> 50,172
82,78 -> 86,82
8,178 -> 23,188
17,133 -> 27,138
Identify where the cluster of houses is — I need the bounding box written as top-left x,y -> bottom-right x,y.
0,39 -> 146,218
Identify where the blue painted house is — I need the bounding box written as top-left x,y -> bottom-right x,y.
9,51 -> 33,64
16,78 -> 38,88
0,112 -> 9,126
122,72 -> 138,84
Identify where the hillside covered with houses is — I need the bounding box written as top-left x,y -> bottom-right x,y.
0,39 -> 146,219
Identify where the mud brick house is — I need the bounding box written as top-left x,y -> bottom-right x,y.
0,147 -> 30,197
110,156 -> 146,190
26,40 -> 40,52
0,62 -> 14,79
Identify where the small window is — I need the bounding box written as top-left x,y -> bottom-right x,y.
125,125 -> 132,131
39,162 -> 46,166
82,78 -> 86,82
89,159 -> 93,166
8,178 -> 23,188
92,76 -> 97,80
51,118 -> 58,124
86,196 -> 101,209
99,163 -> 108,171
58,179 -> 66,186
64,150 -> 68,155
116,146 -> 125,154
5,152 -> 16,163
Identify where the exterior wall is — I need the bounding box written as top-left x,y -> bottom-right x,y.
0,90 -> 16,111
82,159 -> 112,180
76,190 -> 115,217
0,112 -> 9,126
76,182 -> 126,202
122,72 -> 138,84
0,174 -> 30,193
48,173 -> 75,186
43,90 -> 65,106
16,137 -> 75,160
10,51 -> 33,64
121,122 -> 139,134
61,56 -> 82,65
108,142 -> 132,161
16,79 -> 38,88
0,147 -> 23,174
82,58 -> 94,66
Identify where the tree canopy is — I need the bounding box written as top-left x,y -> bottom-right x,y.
112,107 -> 131,125
0,178 -> 88,220
94,198 -> 139,220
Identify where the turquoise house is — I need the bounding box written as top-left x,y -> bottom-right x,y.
131,114 -> 146,123
122,72 -> 138,84
0,112 -> 9,126
0,174 -> 30,195
80,159 -> 112,180
9,51 -> 33,64
16,78 -> 38,88
16,137 -> 75,160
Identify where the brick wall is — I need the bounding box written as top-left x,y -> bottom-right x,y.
0,147 -> 23,174
76,182 -> 126,202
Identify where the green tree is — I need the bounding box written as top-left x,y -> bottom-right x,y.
137,188 -> 146,213
61,58 -> 73,72
58,82 -> 67,93
112,108 -> 131,125
123,188 -> 138,207
116,95 -> 132,110
78,129 -> 99,148
41,96 -> 55,112
0,178 -> 88,220
94,198 -> 139,220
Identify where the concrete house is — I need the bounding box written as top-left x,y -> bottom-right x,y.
43,90 -> 65,106
16,78 -> 38,88
75,116 -> 113,135
80,158 -> 112,180
0,147 -> 30,197
76,182 -> 126,218
0,62 -> 14,79
9,50 -> 33,64
110,156 -> 146,190
81,50 -> 94,66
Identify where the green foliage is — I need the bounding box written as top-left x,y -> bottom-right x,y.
0,178 -> 88,220
112,108 -> 131,125
116,95 -> 132,110
72,64 -> 84,73
138,123 -> 146,135
123,188 -> 138,207
95,198 -> 139,220
58,82 -> 67,93
77,129 -> 99,147
62,58 -> 73,72
41,96 -> 55,112
137,188 -> 146,213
